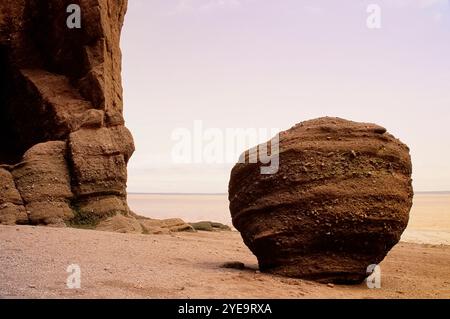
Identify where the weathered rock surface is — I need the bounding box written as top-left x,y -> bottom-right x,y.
0,168 -> 28,225
96,214 -> 195,235
229,117 -> 413,283
0,1 -> 136,227
138,217 -> 195,234
190,221 -> 232,232
13,141 -> 74,226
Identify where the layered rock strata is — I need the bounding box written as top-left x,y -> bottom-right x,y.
229,117 -> 413,283
0,0 -> 135,227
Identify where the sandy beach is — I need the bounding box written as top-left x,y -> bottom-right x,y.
2,192 -> 448,299
1,225 -> 449,299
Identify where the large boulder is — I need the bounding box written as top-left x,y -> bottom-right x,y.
229,117 -> 413,283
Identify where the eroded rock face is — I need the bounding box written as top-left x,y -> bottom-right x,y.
0,168 -> 28,225
229,117 -> 413,283
0,1 -> 135,227
96,214 -> 196,235
13,141 -> 74,226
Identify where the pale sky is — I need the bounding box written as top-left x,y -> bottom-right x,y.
122,0 -> 450,193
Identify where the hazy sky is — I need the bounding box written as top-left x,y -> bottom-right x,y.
122,0 -> 450,193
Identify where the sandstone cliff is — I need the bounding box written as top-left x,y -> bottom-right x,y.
0,0 -> 135,226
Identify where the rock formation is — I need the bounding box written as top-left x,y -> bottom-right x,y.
189,221 -> 232,232
229,117 -> 413,283
96,214 -> 196,235
0,0 -> 135,227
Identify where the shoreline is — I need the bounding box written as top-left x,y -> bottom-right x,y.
127,192 -> 450,246
1,225 -> 449,299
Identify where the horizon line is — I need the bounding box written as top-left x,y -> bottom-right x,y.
128,192 -> 228,196
128,191 -> 450,196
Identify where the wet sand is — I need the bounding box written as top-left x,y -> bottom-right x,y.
401,194 -> 450,245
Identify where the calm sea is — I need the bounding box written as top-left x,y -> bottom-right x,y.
128,192 -> 450,245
